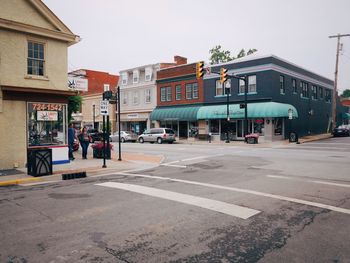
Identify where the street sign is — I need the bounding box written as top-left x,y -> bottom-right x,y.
288,109 -> 293,120
100,100 -> 109,116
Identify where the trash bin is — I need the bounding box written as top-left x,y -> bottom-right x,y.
289,132 -> 298,143
27,148 -> 53,176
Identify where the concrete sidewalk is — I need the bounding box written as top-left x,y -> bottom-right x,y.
0,150 -> 163,187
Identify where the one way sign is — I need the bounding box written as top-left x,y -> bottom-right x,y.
100,100 -> 109,115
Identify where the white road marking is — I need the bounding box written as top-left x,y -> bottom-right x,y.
266,175 -> 350,188
116,172 -> 350,215
96,182 -> 260,219
161,164 -> 187,168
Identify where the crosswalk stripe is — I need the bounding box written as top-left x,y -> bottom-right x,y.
96,182 -> 260,219
116,172 -> 350,215
266,175 -> 350,188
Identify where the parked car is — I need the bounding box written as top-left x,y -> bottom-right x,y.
87,129 -> 104,142
332,126 -> 350,137
109,131 -> 137,142
138,128 -> 176,144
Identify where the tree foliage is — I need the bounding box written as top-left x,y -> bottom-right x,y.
68,95 -> 82,123
340,89 -> 350,98
209,45 -> 258,64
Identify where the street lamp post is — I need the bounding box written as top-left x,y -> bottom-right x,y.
92,104 -> 95,129
244,75 -> 248,137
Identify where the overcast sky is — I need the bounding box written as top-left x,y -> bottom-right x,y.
43,0 -> 350,93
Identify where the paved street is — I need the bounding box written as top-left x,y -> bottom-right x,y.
1,137 -> 349,262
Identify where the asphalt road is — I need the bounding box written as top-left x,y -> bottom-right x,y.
0,137 -> 349,263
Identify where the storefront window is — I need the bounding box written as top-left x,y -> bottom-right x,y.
274,118 -> 283,135
27,102 -> 67,147
253,119 -> 264,135
210,119 -> 219,134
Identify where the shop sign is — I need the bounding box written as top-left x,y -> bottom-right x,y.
127,114 -> 139,119
37,111 -> 58,121
255,119 -> 264,123
68,77 -> 88,91
30,103 -> 63,111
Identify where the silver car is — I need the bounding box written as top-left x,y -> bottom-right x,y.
138,128 -> 176,144
110,131 -> 137,143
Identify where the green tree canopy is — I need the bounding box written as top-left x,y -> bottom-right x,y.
340,89 -> 350,98
209,46 -> 258,64
68,95 -> 82,123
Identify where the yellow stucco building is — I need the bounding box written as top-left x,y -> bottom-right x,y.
0,0 -> 79,169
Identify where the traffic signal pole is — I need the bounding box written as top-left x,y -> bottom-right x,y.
244,75 -> 248,137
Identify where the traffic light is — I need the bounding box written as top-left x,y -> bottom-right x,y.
196,61 -> 204,79
220,68 -> 228,84
239,103 -> 245,109
103,90 -> 113,100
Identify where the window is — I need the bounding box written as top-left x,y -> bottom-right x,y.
176,85 -> 181,100
325,89 -> 331,102
248,75 -> 256,93
193,83 -> 199,99
133,70 -> 139,84
122,92 -> 128,105
274,118 -> 283,135
133,91 -> 139,104
280,75 -> 285,94
301,81 -> 309,98
186,84 -> 192,99
239,79 -> 245,94
161,87 -> 171,101
103,84 -> 110,91
27,102 -> 67,146
292,79 -> 297,94
160,87 -> 166,102
311,85 -> 318,100
27,41 -> 44,76
319,87 -> 324,99
166,87 -> 172,101
145,67 -> 152,81
145,89 -> 151,103
216,80 -> 223,96
121,72 -> 128,85
210,119 -> 220,134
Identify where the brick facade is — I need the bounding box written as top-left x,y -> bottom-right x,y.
156,63 -> 204,106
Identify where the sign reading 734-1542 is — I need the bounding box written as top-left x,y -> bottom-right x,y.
100,100 -> 109,116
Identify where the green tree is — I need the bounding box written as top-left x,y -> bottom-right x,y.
209,46 -> 258,64
68,95 -> 82,123
340,89 -> 350,98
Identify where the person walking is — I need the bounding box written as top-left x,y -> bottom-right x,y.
68,123 -> 76,161
79,127 -> 91,159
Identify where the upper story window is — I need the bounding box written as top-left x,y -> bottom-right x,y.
216,80 -> 223,96
280,75 -> 285,94
121,72 -> 128,85
311,85 -> 318,100
145,67 -> 152,81
248,75 -> 256,93
104,84 -> 110,91
160,87 -> 171,102
186,83 -> 199,99
176,85 -> 181,100
319,87 -> 324,99
133,70 -> 139,84
239,76 -> 255,94
301,81 -> 309,98
325,89 -> 331,102
27,41 -> 44,76
133,91 -> 139,104
145,89 -> 151,103
292,79 -> 297,94
122,91 -> 128,105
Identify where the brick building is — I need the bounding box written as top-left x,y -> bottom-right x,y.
69,69 -> 119,131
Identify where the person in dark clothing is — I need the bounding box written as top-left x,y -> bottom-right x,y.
68,123 -> 76,160
79,127 -> 91,159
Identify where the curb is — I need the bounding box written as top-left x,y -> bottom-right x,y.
0,177 -> 42,187
298,134 -> 333,144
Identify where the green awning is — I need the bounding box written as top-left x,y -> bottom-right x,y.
343,113 -> 350,119
197,102 -> 298,119
150,105 -> 201,121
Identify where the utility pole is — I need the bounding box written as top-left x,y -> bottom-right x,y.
329,33 -> 350,129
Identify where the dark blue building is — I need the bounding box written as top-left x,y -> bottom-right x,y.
201,55 -> 347,142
